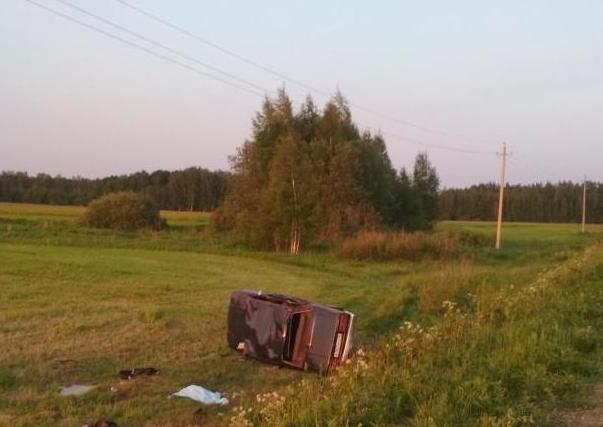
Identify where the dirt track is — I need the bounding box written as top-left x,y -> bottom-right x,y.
559,383 -> 603,426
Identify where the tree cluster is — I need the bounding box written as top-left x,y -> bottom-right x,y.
213,90 -> 440,251
0,168 -> 227,211
439,182 -> 603,223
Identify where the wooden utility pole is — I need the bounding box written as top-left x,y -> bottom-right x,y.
290,174 -> 300,254
495,142 -> 507,249
582,176 -> 587,233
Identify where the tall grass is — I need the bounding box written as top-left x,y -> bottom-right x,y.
416,259 -> 475,313
338,230 -> 460,261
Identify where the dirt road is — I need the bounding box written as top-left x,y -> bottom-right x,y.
560,383 -> 603,426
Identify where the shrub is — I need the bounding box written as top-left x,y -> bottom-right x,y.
83,191 -> 164,231
337,230 -> 459,261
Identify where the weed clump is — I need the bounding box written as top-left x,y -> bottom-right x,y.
337,230 -> 459,261
417,260 -> 475,313
83,191 -> 164,231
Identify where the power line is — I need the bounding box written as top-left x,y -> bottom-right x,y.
22,0 -> 265,98
114,0 -> 497,145
381,130 -> 495,155
114,0 -> 328,96
54,0 -> 271,96
22,0 -> 497,157
351,106 -> 496,145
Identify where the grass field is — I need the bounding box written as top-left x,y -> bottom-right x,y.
1,202 -> 602,426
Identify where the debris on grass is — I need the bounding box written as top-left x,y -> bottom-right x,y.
59,384 -> 97,396
171,385 -> 229,405
118,367 -> 159,380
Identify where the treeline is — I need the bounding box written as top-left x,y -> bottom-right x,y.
439,182 -> 603,223
214,89 -> 440,251
0,167 -> 228,211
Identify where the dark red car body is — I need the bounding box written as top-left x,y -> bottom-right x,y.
227,290 -> 355,374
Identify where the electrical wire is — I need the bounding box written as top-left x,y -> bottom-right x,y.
381,130 -> 495,155
114,0 -> 328,96
54,0 -> 271,96
22,0 -> 266,98
22,0 -> 498,156
114,0 -> 497,146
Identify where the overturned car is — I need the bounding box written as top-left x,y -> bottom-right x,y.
227,290 -> 354,374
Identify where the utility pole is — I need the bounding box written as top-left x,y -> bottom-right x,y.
582,176 -> 587,233
495,142 -> 507,249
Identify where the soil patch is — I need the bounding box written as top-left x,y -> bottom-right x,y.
559,383 -> 603,426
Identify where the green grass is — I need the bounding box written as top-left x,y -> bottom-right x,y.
0,203 -> 602,426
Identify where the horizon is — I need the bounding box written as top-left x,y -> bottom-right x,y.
2,1 -> 602,187
2,165 -> 596,192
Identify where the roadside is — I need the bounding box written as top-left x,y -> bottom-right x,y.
231,242 -> 603,425
560,382 -> 603,426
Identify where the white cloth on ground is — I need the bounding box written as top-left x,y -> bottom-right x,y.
59,384 -> 97,396
171,385 -> 229,405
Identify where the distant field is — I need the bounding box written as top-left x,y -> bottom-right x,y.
160,209 -> 212,227
0,202 -> 86,221
1,203 -> 602,426
438,219 -> 602,236
0,202 -> 211,227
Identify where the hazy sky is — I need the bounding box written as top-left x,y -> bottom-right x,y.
2,1 -> 602,187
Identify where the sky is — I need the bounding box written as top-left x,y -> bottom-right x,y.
1,0 -> 602,188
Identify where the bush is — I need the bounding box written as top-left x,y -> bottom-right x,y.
337,230 -> 459,261
83,191 -> 164,231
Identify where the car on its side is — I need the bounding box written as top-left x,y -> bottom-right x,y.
227,290 -> 354,375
